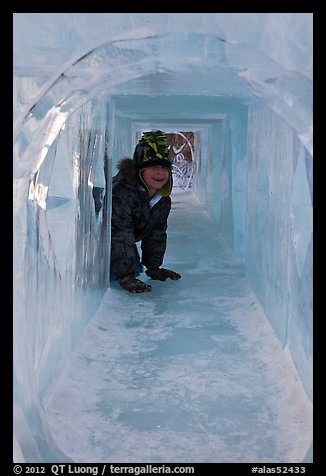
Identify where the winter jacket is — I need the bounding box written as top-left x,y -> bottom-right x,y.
110,158 -> 171,279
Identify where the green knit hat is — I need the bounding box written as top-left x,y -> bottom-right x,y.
133,131 -> 173,196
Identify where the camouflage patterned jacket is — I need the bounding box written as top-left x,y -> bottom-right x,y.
110,158 -> 171,279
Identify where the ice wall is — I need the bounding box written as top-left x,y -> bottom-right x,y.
13,13 -> 313,461
246,104 -> 313,393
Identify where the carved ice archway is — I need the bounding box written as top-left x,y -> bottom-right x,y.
170,131 -> 195,191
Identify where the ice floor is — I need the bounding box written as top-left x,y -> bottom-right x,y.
46,190 -> 312,463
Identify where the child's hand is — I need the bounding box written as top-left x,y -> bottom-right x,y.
119,276 -> 152,293
146,267 -> 181,281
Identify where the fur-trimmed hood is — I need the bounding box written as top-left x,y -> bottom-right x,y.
117,158 -> 140,189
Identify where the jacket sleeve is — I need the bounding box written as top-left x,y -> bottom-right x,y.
110,187 -> 138,279
141,198 -> 171,269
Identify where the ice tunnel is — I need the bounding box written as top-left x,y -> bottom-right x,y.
13,13 -> 313,463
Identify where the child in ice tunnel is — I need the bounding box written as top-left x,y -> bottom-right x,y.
110,130 -> 181,293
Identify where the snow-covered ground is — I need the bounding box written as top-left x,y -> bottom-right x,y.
46,191 -> 312,463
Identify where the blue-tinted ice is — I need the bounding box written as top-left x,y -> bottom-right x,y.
45,191 -> 312,463
13,13 -> 313,463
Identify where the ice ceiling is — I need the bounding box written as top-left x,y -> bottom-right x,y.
13,13 -> 312,160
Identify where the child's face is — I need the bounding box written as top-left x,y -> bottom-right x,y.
142,166 -> 170,191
